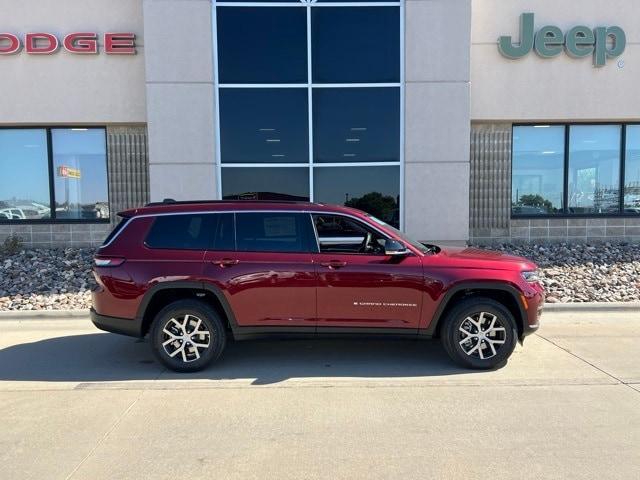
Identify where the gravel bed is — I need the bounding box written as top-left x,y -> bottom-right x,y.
487,242 -> 640,303
0,248 -> 95,311
1,243 -> 639,311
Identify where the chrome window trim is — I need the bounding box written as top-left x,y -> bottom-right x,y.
101,208 -> 400,251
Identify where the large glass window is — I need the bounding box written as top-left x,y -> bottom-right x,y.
568,125 -> 621,214
214,1 -> 403,227
216,7 -> 307,84
311,7 -> 400,84
624,125 -> 640,213
0,127 -> 109,223
0,129 -> 51,221
512,124 -> 640,217
512,126 -> 565,215
52,129 -> 109,220
219,89 -> 308,164
313,88 -> 399,164
222,167 -> 309,201
314,166 -> 400,226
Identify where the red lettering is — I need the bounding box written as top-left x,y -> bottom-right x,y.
25,32 -> 59,54
0,32 -> 137,56
63,32 -> 98,54
0,33 -> 21,54
104,33 -> 136,55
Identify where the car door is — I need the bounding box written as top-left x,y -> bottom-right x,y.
311,213 -> 424,330
202,211 -> 317,329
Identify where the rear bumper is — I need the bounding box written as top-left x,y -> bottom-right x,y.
90,308 -> 142,338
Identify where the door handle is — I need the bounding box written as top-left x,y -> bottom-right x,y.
320,260 -> 347,269
213,258 -> 239,267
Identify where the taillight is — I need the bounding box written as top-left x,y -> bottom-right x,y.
94,257 -> 126,267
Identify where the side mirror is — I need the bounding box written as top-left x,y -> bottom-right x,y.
385,239 -> 409,256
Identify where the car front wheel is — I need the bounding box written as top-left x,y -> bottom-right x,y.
441,297 -> 518,369
150,299 -> 226,373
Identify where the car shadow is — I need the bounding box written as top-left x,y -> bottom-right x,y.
0,333 -> 474,385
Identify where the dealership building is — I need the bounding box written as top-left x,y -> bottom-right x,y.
1,0 -> 639,247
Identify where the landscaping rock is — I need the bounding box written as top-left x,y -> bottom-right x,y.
483,242 -> 640,303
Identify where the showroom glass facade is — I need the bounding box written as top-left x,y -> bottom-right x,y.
0,128 -> 109,223
213,0 -> 403,227
512,124 -> 640,217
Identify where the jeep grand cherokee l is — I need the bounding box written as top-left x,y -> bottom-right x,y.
91,200 -> 544,372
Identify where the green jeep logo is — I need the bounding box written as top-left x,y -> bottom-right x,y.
498,13 -> 625,67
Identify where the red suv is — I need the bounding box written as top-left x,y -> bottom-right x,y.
91,200 -> 544,372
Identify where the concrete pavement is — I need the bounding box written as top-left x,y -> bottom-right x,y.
0,311 -> 639,479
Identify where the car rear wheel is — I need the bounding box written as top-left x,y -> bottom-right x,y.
150,299 -> 226,373
441,297 -> 518,369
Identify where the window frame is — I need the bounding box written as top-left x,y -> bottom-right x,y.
511,122 -> 640,219
212,0 -> 405,230
0,126 -> 110,225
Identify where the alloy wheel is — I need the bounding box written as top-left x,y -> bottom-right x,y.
161,314 -> 212,363
458,311 -> 507,360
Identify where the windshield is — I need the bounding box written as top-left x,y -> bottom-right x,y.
366,214 -> 436,254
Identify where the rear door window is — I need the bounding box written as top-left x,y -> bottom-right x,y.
235,212 -> 314,253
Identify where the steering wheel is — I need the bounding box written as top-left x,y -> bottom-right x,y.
359,231 -> 373,253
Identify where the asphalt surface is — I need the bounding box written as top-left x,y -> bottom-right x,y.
0,310 -> 639,479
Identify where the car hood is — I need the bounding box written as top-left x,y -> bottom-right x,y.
427,246 -> 537,271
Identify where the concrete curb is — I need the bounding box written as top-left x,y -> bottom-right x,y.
0,309 -> 90,321
0,302 -> 638,321
543,302 -> 640,312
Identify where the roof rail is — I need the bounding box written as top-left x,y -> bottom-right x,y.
144,199 -> 315,207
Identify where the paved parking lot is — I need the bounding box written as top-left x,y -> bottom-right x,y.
0,310 -> 639,479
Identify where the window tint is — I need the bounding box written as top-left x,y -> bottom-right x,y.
235,212 -> 313,253
313,88 -> 399,163
52,128 -> 109,220
312,7 -> 400,83
512,126 -> 565,215
314,166 -> 400,228
624,125 -> 640,214
217,7 -> 307,84
219,88 -> 308,164
568,125 -> 621,214
0,129 -> 51,221
313,214 -> 386,254
222,167 -> 310,201
211,213 -> 235,251
145,214 -> 230,251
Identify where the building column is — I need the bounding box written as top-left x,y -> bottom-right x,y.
404,0 -> 471,244
143,0 -> 217,202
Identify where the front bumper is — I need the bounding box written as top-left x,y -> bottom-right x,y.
90,308 -> 142,338
520,291 -> 544,341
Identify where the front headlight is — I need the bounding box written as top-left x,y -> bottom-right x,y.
521,270 -> 541,283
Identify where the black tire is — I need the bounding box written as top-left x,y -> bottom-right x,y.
150,299 -> 226,373
441,297 -> 518,370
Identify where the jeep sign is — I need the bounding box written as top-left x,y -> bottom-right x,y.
498,13 -> 625,67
